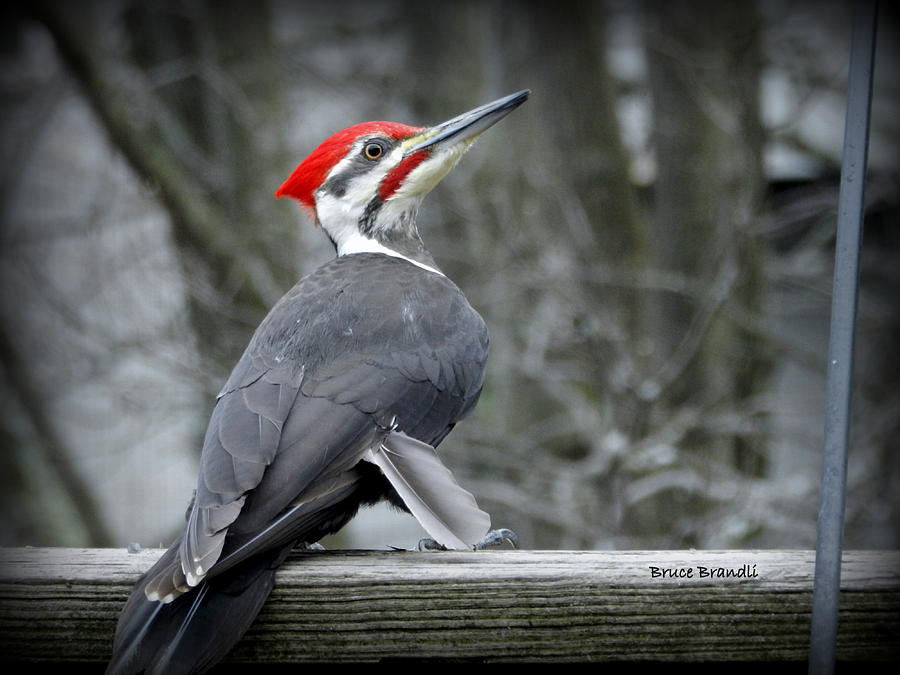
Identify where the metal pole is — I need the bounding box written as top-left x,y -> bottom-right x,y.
808,2 -> 878,673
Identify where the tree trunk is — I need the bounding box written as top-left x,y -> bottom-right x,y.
644,0 -> 770,476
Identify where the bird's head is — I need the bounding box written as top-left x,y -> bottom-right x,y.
276,90 -> 529,270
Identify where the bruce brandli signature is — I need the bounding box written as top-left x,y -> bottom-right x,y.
648,564 -> 759,579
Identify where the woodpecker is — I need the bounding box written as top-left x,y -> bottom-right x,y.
107,90 -> 529,674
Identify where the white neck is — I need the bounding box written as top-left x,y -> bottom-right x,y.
338,232 -> 444,276
313,147 -> 444,277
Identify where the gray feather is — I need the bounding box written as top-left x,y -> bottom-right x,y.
364,431 -> 490,549
144,541 -> 193,603
420,354 -> 442,387
392,350 -> 428,381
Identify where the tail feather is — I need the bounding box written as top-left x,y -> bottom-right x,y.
107,541 -> 292,675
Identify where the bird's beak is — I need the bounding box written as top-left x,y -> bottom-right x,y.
402,90 -> 530,157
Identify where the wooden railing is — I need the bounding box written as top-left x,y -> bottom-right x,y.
1,548 -> 897,665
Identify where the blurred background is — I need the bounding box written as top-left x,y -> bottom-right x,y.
0,0 -> 897,552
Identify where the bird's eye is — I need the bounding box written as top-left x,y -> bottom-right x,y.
363,142 -> 384,160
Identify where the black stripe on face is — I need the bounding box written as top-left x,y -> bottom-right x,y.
319,137 -> 397,200
320,162 -> 364,199
359,196 -> 383,236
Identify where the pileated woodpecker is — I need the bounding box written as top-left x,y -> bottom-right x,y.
107,90 -> 529,674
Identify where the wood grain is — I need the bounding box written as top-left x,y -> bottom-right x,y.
1,548 -> 897,663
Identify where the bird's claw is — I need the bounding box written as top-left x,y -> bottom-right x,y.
417,529 -> 520,552
474,528 -> 519,550
417,537 -> 447,552
297,542 -> 326,551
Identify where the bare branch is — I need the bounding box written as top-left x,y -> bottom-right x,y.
28,1 -> 280,311
0,322 -> 113,546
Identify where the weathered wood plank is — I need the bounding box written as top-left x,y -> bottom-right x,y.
0,548 -> 897,663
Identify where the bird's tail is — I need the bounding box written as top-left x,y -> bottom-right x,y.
106,540 -> 292,675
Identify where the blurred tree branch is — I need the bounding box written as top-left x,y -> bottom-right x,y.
29,0 -> 293,383
30,4 -> 260,288
0,321 -> 112,546
645,0 -> 770,476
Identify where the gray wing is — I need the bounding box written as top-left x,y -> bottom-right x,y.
146,254 -> 489,600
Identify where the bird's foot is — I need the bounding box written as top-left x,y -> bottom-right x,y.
474,528 -> 519,550
417,528 -> 520,552
297,542 -> 326,551
416,537 -> 446,552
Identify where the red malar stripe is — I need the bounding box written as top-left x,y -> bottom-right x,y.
379,150 -> 429,201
